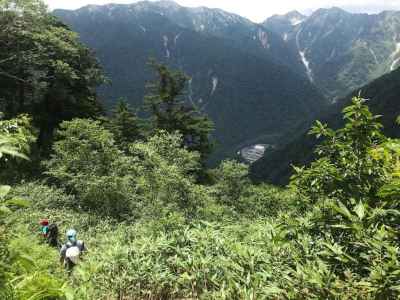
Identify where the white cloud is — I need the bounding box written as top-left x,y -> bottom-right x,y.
45,0 -> 400,22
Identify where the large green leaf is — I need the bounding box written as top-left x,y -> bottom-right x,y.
0,145 -> 29,160
353,201 -> 366,221
4,198 -> 30,208
0,205 -> 11,216
0,185 -> 11,199
332,200 -> 353,221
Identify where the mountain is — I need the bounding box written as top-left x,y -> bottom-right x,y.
250,67 -> 400,185
136,1 -> 304,71
53,1 -> 326,162
263,10 -> 306,40
263,8 -> 400,100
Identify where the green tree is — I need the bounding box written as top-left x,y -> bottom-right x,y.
145,61 -> 214,164
0,114 -> 31,295
108,99 -> 143,149
0,114 -> 36,182
128,131 -> 207,218
212,160 -> 250,207
0,0 -> 105,151
46,118 -> 207,219
45,119 -> 137,218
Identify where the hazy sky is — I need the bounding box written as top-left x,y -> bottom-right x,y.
45,0 -> 400,22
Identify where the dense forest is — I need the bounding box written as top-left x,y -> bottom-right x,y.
2,1 -> 400,299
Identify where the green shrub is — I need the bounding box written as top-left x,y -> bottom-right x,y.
72,220 -> 296,299
45,119 -> 139,219
287,97 -> 400,298
6,228 -> 70,300
11,182 -> 76,210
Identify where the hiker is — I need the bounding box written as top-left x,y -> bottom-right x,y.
39,219 -> 60,248
47,223 -> 60,248
60,229 -> 86,270
39,219 -> 49,239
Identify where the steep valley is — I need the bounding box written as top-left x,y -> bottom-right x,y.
54,1 -> 326,163
53,1 -> 400,167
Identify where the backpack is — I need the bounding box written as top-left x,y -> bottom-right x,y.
47,224 -> 59,248
65,240 -> 85,265
66,246 -> 81,264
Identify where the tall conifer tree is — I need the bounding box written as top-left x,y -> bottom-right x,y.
145,61 -> 214,164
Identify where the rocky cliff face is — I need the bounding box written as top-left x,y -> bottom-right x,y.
264,8 -> 400,100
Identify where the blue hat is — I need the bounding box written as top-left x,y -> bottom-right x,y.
66,229 -> 77,241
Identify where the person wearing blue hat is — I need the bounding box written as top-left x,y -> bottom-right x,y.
60,229 -> 86,270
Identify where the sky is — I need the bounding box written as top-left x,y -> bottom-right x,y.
45,0 -> 400,22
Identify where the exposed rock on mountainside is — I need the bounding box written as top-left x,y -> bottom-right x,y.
264,8 -> 400,100
54,1 -> 326,162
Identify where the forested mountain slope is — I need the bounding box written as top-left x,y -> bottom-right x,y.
126,0 -> 304,72
54,1 -> 326,162
264,8 -> 400,100
251,67 -> 400,184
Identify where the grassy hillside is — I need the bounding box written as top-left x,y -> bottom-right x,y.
3,2 -> 400,299
4,96 -> 400,299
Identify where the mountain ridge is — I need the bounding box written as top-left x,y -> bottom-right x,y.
54,1 -> 326,163
264,7 -> 400,100
53,1 -> 400,166
56,0 -> 308,75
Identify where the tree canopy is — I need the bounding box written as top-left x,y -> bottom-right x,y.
0,0 -> 105,150
145,61 -> 214,164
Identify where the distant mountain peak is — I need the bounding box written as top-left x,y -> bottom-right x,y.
157,0 -> 178,4
76,1 -> 180,12
264,10 -> 306,27
267,10 -> 305,20
312,6 -> 349,16
70,0 -> 252,27
264,3 -> 400,100
152,0 -> 181,10
285,10 -> 306,19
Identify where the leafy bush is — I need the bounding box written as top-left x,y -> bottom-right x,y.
46,119 -> 209,220
212,160 -> 250,207
212,161 -> 296,217
11,182 -> 76,210
129,131 -> 206,219
292,97 -> 388,204
6,231 -> 69,300
72,220 -> 295,300
45,119 -> 138,219
0,114 -> 36,183
288,97 -> 400,298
